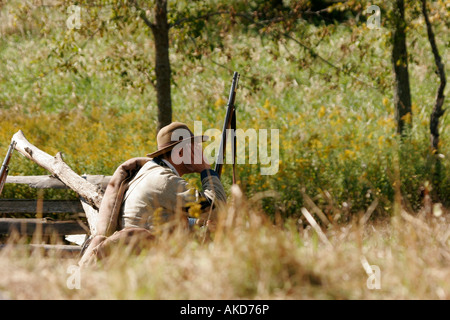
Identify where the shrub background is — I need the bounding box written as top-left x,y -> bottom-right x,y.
0,0 -> 448,221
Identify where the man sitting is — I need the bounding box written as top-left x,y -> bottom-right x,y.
79,122 -> 226,265
122,121 -> 227,230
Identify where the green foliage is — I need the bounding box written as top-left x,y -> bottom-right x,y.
0,0 -> 448,221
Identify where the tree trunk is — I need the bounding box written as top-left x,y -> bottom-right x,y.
391,0 -> 412,135
152,0 -> 172,131
421,0 -> 447,199
421,0 -> 446,152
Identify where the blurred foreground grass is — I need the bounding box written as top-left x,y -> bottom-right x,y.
0,187 -> 448,300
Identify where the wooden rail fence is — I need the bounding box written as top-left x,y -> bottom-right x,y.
0,175 -> 111,255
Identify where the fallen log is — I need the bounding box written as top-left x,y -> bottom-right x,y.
11,130 -> 104,234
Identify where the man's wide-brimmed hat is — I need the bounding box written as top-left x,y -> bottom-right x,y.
146,122 -> 207,158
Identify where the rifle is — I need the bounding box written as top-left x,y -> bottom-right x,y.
0,140 -> 16,196
215,71 -> 240,184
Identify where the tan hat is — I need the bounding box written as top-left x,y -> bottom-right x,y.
146,122 -> 207,158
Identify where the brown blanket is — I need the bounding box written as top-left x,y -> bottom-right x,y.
96,157 -> 151,236
79,157 -> 151,266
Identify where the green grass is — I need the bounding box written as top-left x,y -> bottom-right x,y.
0,1 -> 449,218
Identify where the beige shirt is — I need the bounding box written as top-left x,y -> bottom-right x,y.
121,160 -> 226,230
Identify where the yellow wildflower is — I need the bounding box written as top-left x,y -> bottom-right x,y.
378,135 -> 384,148
318,105 -> 326,118
401,112 -> 412,124
186,202 -> 202,218
343,149 -> 356,159
214,97 -> 226,108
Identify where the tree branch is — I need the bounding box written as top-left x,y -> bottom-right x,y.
170,10 -> 229,29
234,11 -> 378,90
130,0 -> 156,32
170,8 -> 330,29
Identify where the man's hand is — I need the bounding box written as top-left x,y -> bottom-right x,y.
195,218 -> 217,232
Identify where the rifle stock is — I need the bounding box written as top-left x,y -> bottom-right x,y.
215,72 -> 240,182
0,140 -> 16,195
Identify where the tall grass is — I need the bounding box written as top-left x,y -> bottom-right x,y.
0,186 -> 448,299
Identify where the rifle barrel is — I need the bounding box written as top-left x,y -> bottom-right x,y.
215,72 -> 240,177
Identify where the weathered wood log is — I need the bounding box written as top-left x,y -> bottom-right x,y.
65,234 -> 88,246
0,199 -> 84,214
0,218 -> 87,235
5,175 -> 111,190
11,130 -> 103,233
79,198 -> 98,235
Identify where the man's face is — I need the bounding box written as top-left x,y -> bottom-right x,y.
171,139 -> 204,165
190,141 -> 204,165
